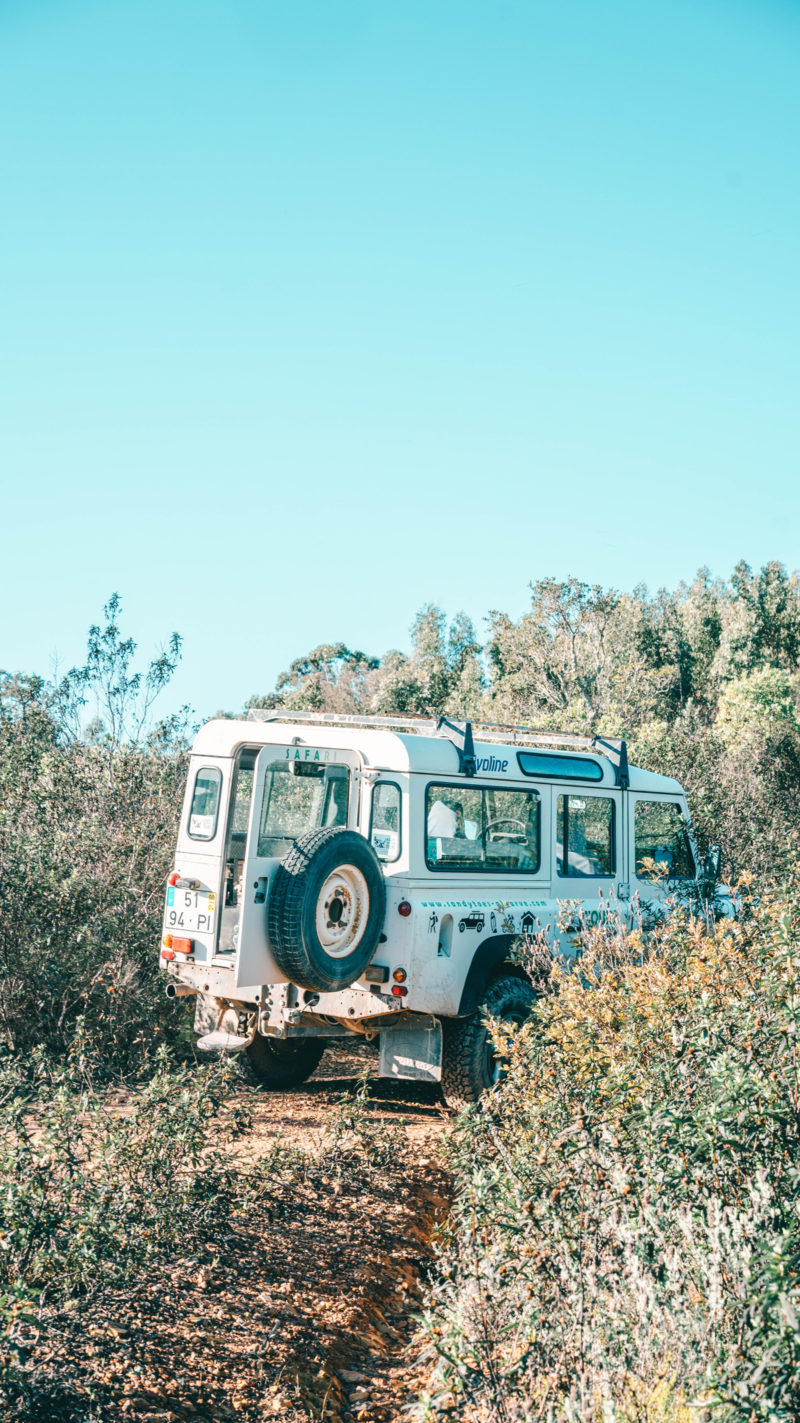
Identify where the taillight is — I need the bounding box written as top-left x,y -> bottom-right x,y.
168,871 -> 180,886
398,900 -> 412,917
393,967 -> 407,983
392,984 -> 408,998
161,948 -> 174,961
172,937 -> 192,955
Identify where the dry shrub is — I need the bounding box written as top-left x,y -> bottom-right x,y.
418,885 -> 800,1421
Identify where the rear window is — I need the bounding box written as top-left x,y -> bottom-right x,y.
188,766 -> 222,840
256,761 -> 349,857
370,782 -> 402,862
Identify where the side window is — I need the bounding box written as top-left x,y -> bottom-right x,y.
635,800 -> 695,879
188,766 -> 222,840
426,784 -> 540,873
370,782 -> 402,862
556,794 -> 615,877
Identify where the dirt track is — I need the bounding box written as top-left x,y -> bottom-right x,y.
24,1042 -> 450,1423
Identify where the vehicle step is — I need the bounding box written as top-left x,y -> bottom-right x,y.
196,1030 -> 249,1052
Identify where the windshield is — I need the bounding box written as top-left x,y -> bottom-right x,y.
256,760 -> 349,856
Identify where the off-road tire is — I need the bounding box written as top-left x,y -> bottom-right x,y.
440,974 -> 537,1111
242,1033 -> 326,1088
267,827 -> 386,993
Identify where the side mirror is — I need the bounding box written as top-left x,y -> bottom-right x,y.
703,844 -> 721,885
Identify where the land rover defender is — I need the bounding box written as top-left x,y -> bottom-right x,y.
160,713 -> 713,1107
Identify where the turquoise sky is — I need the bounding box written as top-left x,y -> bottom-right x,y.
2,0 -> 799,719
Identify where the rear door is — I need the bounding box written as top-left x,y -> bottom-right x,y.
167,755 -> 231,966
234,742 -> 362,989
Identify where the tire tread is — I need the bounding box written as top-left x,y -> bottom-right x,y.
268,827 -> 385,992
244,1034 -> 326,1088
440,974 -> 537,1111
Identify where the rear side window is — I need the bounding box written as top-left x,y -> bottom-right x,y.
557,794 -> 615,877
426,783 -> 540,873
188,766 -> 222,840
370,782 -> 401,862
635,800 -> 695,879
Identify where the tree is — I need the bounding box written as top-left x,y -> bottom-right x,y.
246,606 -> 485,719
54,593 -> 185,750
248,643 -> 379,714
725,560 -> 800,674
486,578 -> 620,727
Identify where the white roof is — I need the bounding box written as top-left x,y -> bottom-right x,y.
191,717 -> 683,795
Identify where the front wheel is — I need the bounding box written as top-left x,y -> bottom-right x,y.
440,974 -> 536,1110
243,1033 -> 326,1089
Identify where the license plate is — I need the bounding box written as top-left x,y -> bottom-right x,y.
165,886 -> 216,934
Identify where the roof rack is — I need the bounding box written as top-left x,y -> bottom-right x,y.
246,709 -> 630,788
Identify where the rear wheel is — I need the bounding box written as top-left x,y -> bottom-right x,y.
441,974 -> 536,1110
243,1033 -> 326,1088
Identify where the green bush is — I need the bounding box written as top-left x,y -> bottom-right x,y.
0,728 -> 186,1070
0,600 -> 188,1073
417,888 -> 800,1421
0,1032 -> 241,1396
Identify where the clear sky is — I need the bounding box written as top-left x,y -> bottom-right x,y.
2,0 -> 799,719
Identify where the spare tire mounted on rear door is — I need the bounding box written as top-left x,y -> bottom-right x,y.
267,826 -> 387,993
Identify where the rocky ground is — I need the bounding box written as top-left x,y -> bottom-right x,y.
17,1043 -> 450,1422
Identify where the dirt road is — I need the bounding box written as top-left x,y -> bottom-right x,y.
27,1043 -> 450,1423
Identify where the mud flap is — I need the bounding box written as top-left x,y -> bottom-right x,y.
379,1021 -> 442,1083
194,991 -> 218,1036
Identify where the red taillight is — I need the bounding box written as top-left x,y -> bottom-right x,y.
168,871 -> 180,886
161,948 -> 174,961
172,936 -> 192,955
392,984 -> 408,998
398,900 -> 412,917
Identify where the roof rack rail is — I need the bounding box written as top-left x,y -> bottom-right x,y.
248,709 -> 455,733
245,709 -> 629,788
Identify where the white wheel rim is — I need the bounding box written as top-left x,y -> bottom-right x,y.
315,865 -> 370,959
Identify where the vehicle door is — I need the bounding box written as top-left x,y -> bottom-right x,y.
234,743 -> 363,989
628,794 -> 697,921
552,786 -> 622,956
167,755 -> 231,967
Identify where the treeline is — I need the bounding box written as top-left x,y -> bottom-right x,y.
248,560 -> 800,879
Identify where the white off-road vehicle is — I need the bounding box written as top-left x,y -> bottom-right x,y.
160,713 -> 718,1107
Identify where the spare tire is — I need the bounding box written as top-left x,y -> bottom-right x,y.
267,827 -> 386,993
